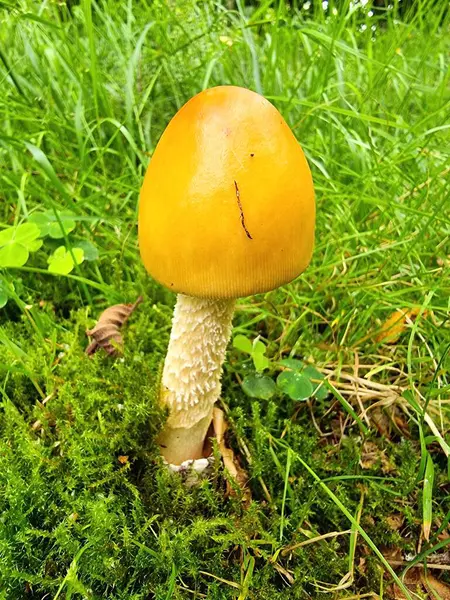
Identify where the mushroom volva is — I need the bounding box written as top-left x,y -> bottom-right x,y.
139,86 -> 315,466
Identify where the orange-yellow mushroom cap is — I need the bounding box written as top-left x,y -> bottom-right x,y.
139,86 -> 315,299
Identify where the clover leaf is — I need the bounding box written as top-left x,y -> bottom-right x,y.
242,374 -> 277,400
0,223 -> 42,268
29,211 -> 76,239
47,246 -> 84,275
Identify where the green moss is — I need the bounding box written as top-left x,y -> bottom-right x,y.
1,298 -> 448,597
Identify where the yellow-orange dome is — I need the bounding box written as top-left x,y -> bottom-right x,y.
139,86 -> 315,299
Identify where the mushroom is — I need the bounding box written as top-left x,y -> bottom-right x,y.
138,86 -> 315,466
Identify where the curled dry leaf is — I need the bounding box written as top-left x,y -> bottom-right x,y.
376,307 -> 425,344
86,297 -> 142,356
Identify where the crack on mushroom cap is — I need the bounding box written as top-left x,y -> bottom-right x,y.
234,180 -> 253,240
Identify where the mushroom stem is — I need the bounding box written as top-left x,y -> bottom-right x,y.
158,294 -> 235,465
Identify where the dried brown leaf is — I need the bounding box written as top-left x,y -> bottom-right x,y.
86,297 -> 142,356
371,405 -> 410,439
424,574 -> 450,599
371,407 -> 391,437
376,307 -> 423,344
390,568 -> 450,599
390,568 -> 420,599
386,514 -> 404,532
212,408 -> 250,502
360,441 -> 395,474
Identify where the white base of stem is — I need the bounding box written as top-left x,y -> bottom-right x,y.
158,409 -> 213,465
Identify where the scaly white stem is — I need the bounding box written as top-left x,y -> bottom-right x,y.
158,294 -> 235,465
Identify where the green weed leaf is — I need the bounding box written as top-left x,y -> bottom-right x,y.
242,374 -> 276,399
27,239 -> 43,252
0,223 -> 42,267
252,338 -> 269,372
277,371 -> 313,401
14,222 -> 41,246
48,218 -> 76,239
278,358 -> 304,371
252,339 -> 266,355
48,246 -> 84,275
233,335 -> 253,354
73,239 -> 99,261
0,243 -> 29,268
252,351 -> 269,372
277,361 -> 328,400
234,336 -> 270,370
29,211 -> 76,238
0,223 -> 41,247
28,212 -> 52,237
303,365 -> 328,400
0,229 -> 14,247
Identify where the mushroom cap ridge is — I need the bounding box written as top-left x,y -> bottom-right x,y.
139,85 -> 315,299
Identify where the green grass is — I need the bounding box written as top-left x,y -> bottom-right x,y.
1,0 -> 450,598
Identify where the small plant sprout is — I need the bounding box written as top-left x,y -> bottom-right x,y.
138,86 -> 315,466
